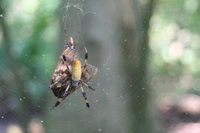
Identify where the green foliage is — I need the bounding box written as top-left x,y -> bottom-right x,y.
149,0 -> 200,96
1,0 -> 59,102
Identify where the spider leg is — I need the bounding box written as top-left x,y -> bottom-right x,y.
79,37 -> 88,68
80,80 -> 95,91
50,80 -> 70,89
63,41 -> 68,49
62,84 -> 70,97
50,85 -> 70,110
49,78 -> 62,89
74,31 -> 80,44
80,85 -> 90,108
62,55 -> 71,72
84,46 -> 88,64
64,20 -> 69,42
50,98 -> 64,110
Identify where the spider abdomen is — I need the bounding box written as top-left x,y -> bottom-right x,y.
72,60 -> 82,86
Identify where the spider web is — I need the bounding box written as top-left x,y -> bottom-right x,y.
45,1 -> 130,132
0,0 -> 153,133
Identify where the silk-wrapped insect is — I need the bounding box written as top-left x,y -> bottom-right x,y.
49,34 -> 98,110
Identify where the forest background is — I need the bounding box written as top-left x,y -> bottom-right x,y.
0,0 -> 200,133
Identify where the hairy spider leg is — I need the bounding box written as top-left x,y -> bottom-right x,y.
50,80 -> 70,89
80,80 -> 95,91
84,47 -> 88,64
62,81 -> 71,97
63,23 -> 87,65
62,55 -> 71,72
79,37 -> 88,68
64,20 -> 80,50
74,31 -> 80,45
49,78 -> 62,89
58,82 -> 69,88
50,85 -> 70,110
80,85 -> 90,108
63,22 -> 75,49
50,98 -> 63,110
63,21 -> 71,49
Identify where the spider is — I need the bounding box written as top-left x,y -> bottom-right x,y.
50,63 -> 98,109
49,31 -> 98,110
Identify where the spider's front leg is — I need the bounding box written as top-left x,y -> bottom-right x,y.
79,37 -> 88,68
62,55 -> 71,73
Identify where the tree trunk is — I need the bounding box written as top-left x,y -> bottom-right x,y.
120,0 -> 156,132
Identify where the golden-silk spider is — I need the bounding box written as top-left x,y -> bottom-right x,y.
49,30 -> 98,110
